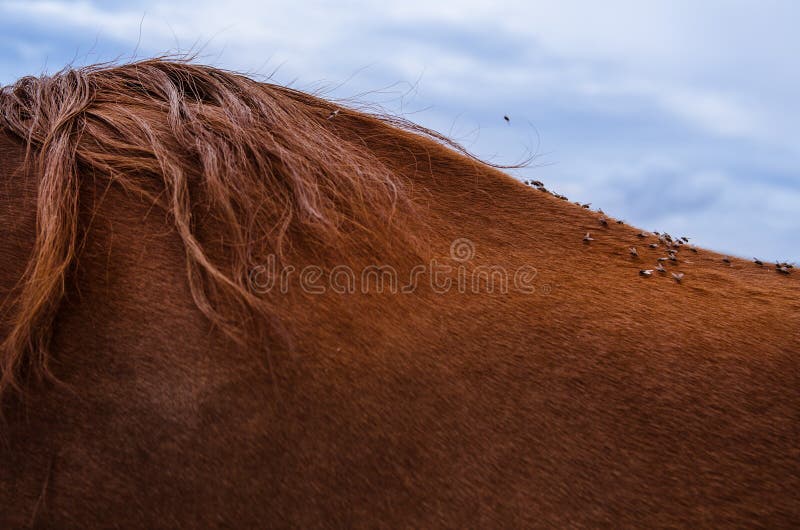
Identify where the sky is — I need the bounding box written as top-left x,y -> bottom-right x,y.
1,0 -> 798,261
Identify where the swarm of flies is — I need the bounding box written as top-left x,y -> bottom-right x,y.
565,198 -> 790,285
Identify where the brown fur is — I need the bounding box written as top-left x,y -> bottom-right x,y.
1,60 -> 798,527
0,59 -> 444,398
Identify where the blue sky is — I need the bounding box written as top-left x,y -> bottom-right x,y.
1,0 -> 798,261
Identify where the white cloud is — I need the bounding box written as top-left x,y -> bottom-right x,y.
1,0 -> 798,259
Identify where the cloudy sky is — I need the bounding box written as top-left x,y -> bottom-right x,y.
1,0 -> 798,261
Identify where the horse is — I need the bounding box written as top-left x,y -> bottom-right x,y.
1,59 -> 797,528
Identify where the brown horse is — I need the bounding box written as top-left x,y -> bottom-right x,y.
1,60 -> 798,528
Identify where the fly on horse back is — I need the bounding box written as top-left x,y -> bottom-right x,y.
1,59 -> 798,528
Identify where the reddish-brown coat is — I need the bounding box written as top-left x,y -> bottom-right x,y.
1,61 -> 798,527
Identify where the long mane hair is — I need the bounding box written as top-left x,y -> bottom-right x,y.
0,59 -> 474,400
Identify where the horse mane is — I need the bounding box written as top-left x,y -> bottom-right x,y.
0,58 -> 466,400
